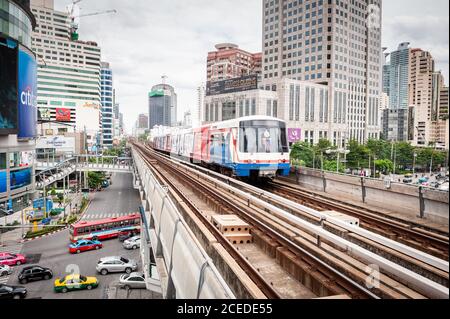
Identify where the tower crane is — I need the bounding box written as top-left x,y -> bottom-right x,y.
66,0 -> 117,41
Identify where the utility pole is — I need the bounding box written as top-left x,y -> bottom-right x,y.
413,152 -> 417,175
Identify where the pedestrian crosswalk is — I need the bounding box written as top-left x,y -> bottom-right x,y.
80,213 -> 133,221
0,243 -> 24,284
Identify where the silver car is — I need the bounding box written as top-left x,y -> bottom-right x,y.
0,264 -> 12,277
119,272 -> 146,289
123,236 -> 140,250
96,256 -> 138,275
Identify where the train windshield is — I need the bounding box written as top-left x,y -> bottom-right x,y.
239,120 -> 289,153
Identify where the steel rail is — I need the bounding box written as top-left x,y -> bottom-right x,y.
139,144 -> 449,299
134,145 -> 281,299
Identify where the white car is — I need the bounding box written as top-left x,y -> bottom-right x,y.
123,236 -> 140,250
119,272 -> 146,289
0,264 -> 12,277
96,256 -> 138,275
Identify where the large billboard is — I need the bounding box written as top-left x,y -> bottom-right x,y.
55,108 -> 71,122
0,171 -> 6,193
0,37 -> 18,135
10,167 -> 32,191
36,136 -> 75,150
206,75 -> 258,96
18,45 -> 38,140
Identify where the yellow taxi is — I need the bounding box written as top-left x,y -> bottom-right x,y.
54,274 -> 99,293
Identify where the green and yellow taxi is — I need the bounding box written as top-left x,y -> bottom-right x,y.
54,274 -> 99,293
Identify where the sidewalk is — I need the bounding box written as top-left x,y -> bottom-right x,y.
106,281 -> 163,299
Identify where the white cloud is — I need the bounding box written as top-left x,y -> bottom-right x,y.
53,0 -> 449,133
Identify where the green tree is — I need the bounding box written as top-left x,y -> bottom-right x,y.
395,142 -> 414,169
322,160 -> 345,173
367,139 -> 392,160
88,172 -> 106,189
375,159 -> 394,174
290,142 -> 315,167
346,140 -> 369,169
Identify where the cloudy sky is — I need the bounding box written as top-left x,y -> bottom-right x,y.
55,0 -> 449,133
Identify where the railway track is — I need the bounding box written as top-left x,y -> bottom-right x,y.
133,143 -> 449,299
267,178 -> 449,261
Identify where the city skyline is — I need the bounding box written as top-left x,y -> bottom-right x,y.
54,0 -> 449,133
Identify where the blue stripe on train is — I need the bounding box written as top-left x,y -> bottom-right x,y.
211,162 -> 291,177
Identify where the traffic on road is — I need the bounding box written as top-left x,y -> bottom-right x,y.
0,174 -> 145,300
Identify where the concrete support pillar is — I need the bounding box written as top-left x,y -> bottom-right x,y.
418,187 -> 425,219
361,177 -> 366,203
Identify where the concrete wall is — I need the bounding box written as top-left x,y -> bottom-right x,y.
293,167 -> 449,224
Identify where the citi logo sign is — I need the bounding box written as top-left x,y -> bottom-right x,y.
21,86 -> 36,107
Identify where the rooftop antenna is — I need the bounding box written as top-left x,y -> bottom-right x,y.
161,75 -> 168,85
67,0 -> 117,41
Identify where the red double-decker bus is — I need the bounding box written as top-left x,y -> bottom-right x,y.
69,214 -> 141,242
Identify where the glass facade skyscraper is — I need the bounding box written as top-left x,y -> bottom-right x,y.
148,84 -> 177,129
101,62 -> 113,148
387,42 -> 410,110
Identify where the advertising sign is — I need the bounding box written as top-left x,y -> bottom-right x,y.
206,75 -> 258,96
10,167 -> 32,191
0,37 -> 18,135
20,151 -> 34,167
36,136 -> 75,150
38,108 -> 51,121
0,171 -> 6,193
45,129 -> 54,136
288,128 -> 302,143
55,108 -> 71,122
18,45 -> 37,140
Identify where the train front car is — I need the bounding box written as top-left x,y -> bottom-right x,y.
236,117 -> 290,180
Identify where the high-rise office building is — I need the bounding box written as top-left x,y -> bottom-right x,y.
148,84 -> 177,129
207,43 -> 262,82
100,62 -> 114,148
381,42 -> 411,141
30,0 -> 102,152
430,71 -> 449,149
196,84 -> 205,127
382,43 -> 448,147
0,0 -> 37,213
387,42 -> 410,110
409,48 -> 435,146
262,0 -> 383,145
132,113 -> 148,137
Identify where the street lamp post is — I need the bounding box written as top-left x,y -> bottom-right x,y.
413,153 -> 417,176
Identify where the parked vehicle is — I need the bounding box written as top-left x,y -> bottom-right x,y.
118,231 -> 137,242
69,240 -> 102,254
403,177 -> 413,184
0,264 -> 12,277
18,266 -> 53,284
0,284 -> 27,299
96,256 -> 138,275
0,253 -> 26,266
418,177 -> 429,184
123,236 -> 140,250
54,274 -> 99,293
119,272 -> 146,289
